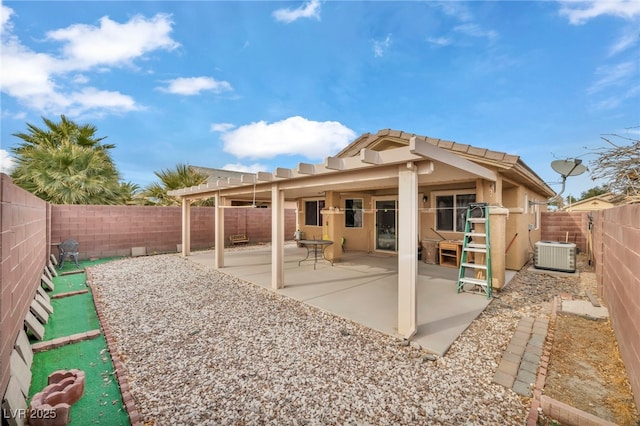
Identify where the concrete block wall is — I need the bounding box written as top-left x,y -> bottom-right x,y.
594,204 -> 640,409
51,205 -> 297,259
541,211 -> 589,253
51,206 -> 222,258
224,208 -> 297,245
0,174 -> 48,397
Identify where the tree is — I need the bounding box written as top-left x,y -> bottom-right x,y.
139,164 -> 212,206
579,186 -> 608,201
118,181 -> 141,205
589,132 -> 640,203
10,115 -> 126,204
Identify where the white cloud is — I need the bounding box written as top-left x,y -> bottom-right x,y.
159,77 -> 233,96
592,84 -> 640,110
454,24 -> 498,41
68,87 -> 138,115
559,0 -> 640,25
273,0 -> 321,24
210,122 -> 236,132
431,2 -> 473,22
609,30 -> 639,56
46,14 -> 179,71
221,116 -> 356,160
426,36 -> 453,47
587,61 -> 635,94
0,149 -> 15,174
1,5 -> 14,35
0,6 -> 177,116
221,163 -> 268,174
373,34 -> 392,58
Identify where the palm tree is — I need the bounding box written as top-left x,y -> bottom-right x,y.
12,115 -> 115,153
118,181 -> 142,205
10,115 -> 125,204
140,164 -> 212,206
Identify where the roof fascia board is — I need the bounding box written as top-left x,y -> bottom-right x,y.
410,136 -> 496,182
168,140 -> 490,199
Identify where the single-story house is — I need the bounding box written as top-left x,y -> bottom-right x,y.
562,192 -> 625,212
168,129 -> 555,338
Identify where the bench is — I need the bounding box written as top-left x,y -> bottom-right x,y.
229,234 -> 249,245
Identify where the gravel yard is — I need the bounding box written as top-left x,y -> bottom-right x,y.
88,251 -> 582,425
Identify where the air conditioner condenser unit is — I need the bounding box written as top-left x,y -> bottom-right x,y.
534,241 -> 576,273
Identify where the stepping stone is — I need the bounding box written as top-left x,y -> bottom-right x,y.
35,294 -> 53,314
1,376 -> 27,426
10,350 -> 31,398
41,274 -> 54,291
561,300 -> 609,320
14,330 -> 33,368
25,311 -> 45,341
30,300 -> 49,324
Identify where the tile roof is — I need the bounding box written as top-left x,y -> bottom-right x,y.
336,129 -> 554,197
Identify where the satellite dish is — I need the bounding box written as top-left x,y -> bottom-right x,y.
551,159 -> 587,177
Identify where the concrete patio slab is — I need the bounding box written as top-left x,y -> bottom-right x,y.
187,244 -> 501,356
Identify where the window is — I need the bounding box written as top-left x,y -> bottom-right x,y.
304,200 -> 325,226
345,199 -> 363,228
436,193 -> 476,232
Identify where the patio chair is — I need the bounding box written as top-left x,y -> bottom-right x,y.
58,239 -> 80,269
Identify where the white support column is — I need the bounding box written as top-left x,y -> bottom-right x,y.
214,193 -> 224,269
181,198 -> 191,257
271,183 -> 285,289
397,162 -> 418,339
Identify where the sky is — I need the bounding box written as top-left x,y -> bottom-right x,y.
1,0 -> 639,200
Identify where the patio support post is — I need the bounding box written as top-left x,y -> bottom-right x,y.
489,206 -> 509,290
324,191 -> 342,262
181,198 -> 191,257
271,183 -> 285,289
214,193 -> 224,269
397,162 -> 418,339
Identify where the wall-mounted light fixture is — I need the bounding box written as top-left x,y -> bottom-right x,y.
422,195 -> 428,203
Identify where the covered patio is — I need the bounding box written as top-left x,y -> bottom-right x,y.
187,243 -> 515,356
169,135 -> 508,343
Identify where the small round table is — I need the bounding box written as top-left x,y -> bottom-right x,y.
297,239 -> 334,269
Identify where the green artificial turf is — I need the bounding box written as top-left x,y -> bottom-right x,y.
55,257 -> 121,277
48,271 -> 88,296
28,257 -> 131,425
41,292 -> 100,340
29,336 -> 130,426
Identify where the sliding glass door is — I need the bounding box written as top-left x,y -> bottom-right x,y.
375,198 -> 397,252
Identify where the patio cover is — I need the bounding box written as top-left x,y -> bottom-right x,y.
168,136 -> 496,339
